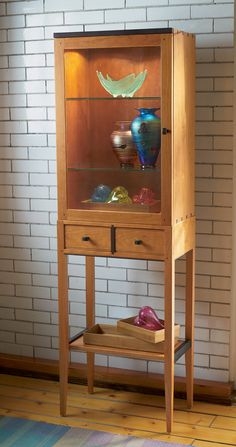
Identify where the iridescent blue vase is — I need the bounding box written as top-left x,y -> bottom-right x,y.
131,108 -> 161,169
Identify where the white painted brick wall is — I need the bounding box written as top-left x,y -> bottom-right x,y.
7,1 -> 44,16
45,0 -> 83,12
0,0 -> 234,383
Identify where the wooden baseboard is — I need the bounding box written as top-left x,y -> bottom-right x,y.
0,353 -> 234,404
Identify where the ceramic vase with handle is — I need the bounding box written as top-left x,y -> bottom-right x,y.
131,108 -> 161,169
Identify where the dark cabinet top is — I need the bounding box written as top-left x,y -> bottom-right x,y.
54,27 -> 175,39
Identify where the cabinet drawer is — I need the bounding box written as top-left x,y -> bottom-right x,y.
116,228 -> 164,258
65,225 -> 110,252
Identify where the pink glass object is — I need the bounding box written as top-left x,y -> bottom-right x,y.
132,187 -> 156,205
133,306 -> 164,331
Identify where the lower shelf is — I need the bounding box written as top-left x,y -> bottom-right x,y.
69,332 -> 191,363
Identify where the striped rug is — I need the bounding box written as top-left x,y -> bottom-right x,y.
0,416 -> 69,446
0,416 -> 192,446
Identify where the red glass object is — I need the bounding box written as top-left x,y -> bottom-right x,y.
132,187 -> 157,205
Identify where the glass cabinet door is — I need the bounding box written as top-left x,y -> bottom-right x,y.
64,46 -> 162,215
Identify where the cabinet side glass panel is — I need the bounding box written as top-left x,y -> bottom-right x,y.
65,46 -> 162,214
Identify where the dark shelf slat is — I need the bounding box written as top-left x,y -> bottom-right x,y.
69,329 -> 86,344
174,339 -> 191,362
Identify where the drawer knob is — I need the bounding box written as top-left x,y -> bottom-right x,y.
134,239 -> 142,245
82,235 -> 90,241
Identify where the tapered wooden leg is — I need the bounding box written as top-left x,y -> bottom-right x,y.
164,252 -> 175,433
87,353 -> 95,394
58,221 -> 69,416
185,248 -> 195,408
86,256 -> 95,393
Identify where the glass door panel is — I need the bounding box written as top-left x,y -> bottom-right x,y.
64,45 -> 162,214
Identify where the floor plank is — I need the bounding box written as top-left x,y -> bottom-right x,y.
211,416 -> 236,431
0,383 -> 215,427
1,393 -> 236,444
192,441 -> 235,447
1,374 -> 235,418
0,374 -> 235,446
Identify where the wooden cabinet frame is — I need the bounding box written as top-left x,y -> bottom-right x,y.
55,28 -> 195,433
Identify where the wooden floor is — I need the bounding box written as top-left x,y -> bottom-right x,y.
0,374 -> 236,446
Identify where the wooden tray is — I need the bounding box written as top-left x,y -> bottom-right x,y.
117,316 -> 180,344
83,324 -> 171,352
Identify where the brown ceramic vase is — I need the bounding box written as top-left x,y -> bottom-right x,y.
110,121 -> 137,168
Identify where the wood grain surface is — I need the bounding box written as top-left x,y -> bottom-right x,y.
0,374 -> 235,446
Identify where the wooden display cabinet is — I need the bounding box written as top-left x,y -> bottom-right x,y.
54,28 -> 195,433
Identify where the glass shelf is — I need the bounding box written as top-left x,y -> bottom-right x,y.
68,166 -> 160,172
65,96 -> 161,101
